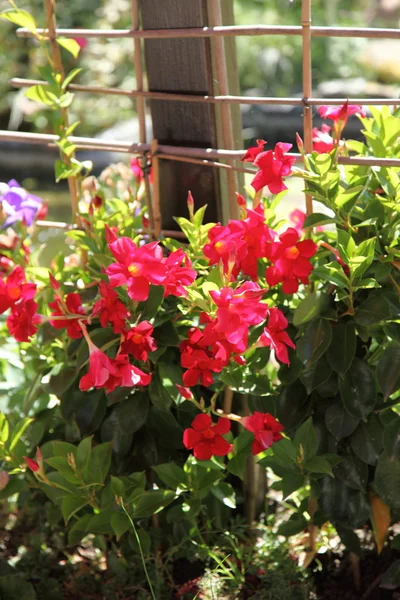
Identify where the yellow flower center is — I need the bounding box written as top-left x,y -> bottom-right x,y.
8,286 -> 21,300
285,246 -> 300,260
215,241 -> 226,254
202,428 -> 215,440
128,263 -> 141,276
131,333 -> 143,344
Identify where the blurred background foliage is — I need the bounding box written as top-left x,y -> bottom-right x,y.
1,0 -> 400,138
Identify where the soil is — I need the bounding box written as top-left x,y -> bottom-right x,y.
313,549 -> 400,600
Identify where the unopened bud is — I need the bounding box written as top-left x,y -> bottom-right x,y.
187,191 -> 195,221
35,447 -> 43,470
296,133 -> 305,155
67,452 -> 76,471
49,272 -> 60,291
0,471 -> 9,490
105,223 -> 118,244
24,456 -> 40,473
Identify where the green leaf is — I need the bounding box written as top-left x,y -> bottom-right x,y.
303,213 -> 337,228
62,496 -> 88,524
297,319 -> 332,367
45,457 -> 80,484
0,8 -> 37,33
304,456 -> 334,476
211,482 -> 236,509
86,442 -> 112,484
383,417 -> 400,460
294,417 -> 317,461
326,321 -> 357,373
0,575 -> 36,600
377,343 -> 400,400
277,515 -> 308,537
62,68 -> 83,89
25,84 -> 57,107
293,292 -> 326,327
148,373 -> 172,410
139,286 -> 164,320
335,186 -> 364,209
9,417 -> 33,451
325,401 -> 359,440
334,451 -> 367,491
133,490 -> 177,518
339,358 -> 377,421
277,382 -> 310,433
281,473 -> 305,500
337,230 -> 356,264
354,291 -> 392,327
300,356 -> 332,394
128,528 -> 151,555
147,407 -> 183,450
111,512 -> 131,541
152,464 -> 188,490
110,476 -> 125,497
68,514 -> 92,545
272,437 -> 297,464
313,262 -> 349,288
381,560 -> 400,590
374,453 -> 400,512
57,37 -> 81,58
0,415 -> 9,443
351,414 -> 384,465
76,436 -> 92,472
351,238 -> 376,280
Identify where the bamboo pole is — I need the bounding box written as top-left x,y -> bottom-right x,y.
16,25 -> 400,40
131,0 -> 156,238
11,77 -> 400,107
151,139 -> 162,238
43,0 -> 79,223
208,1 -> 238,221
302,0 -> 313,217
4,130 -> 400,167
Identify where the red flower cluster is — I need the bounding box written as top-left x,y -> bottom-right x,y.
79,345 -> 151,393
180,325 -> 231,387
257,308 -> 295,365
265,227 -> 318,294
250,142 -> 296,194
121,321 -> 157,361
203,202 -> 273,279
49,292 -> 86,339
106,238 -> 195,302
183,414 -> 232,460
242,411 -> 284,455
92,281 -> 129,334
0,266 -> 41,342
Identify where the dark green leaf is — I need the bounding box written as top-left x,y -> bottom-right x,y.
293,292 -> 327,327
304,456 -> 334,476
277,382 -> 310,432
68,514 -> 92,545
152,464 -> 188,489
300,356 -> 332,394
294,417 -> 317,461
383,417 -> 400,460
147,407 -> 183,450
0,575 -> 36,600
374,453 -> 400,511
211,482 -> 236,509
139,286 -> 164,320
133,490 -> 177,518
111,512 -> 131,541
76,436 -> 92,472
281,473 -> 305,500
354,291 -> 392,326
325,401 -> 359,440
380,560 -> 400,590
297,319 -> 332,367
334,451 -> 367,491
326,321 -> 357,374
339,358 -> 377,421
377,343 -> 400,400
277,515 -> 308,537
303,213 -> 337,228
62,496 -> 88,524
351,414 -> 383,465
86,442 -> 112,484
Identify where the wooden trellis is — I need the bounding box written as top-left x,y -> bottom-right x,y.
2,0 -> 400,233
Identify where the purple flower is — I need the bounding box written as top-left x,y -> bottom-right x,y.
0,180 -> 44,228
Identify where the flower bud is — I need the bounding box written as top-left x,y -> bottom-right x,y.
24,456 -> 40,473
49,272 -> 60,291
187,191 -> 194,221
0,471 -> 9,490
105,224 -> 118,244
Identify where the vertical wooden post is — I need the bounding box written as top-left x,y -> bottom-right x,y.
138,0 -> 240,229
302,0 -> 313,217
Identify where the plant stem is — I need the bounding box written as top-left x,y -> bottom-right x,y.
120,500 -> 156,600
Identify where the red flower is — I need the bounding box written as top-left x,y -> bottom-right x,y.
176,384 -> 193,400
312,124 -> 334,154
121,321 -> 157,361
106,238 -> 167,302
7,299 -> 41,342
265,227 -> 318,294
241,139 -> 267,163
209,282 -> 268,352
131,156 -> 153,185
163,249 -> 196,298
203,221 -> 247,276
257,308 -> 295,365
105,224 -> 118,244
240,203 -> 274,278
251,143 -> 296,194
183,414 -> 232,460
318,102 -> 365,122
0,266 -> 36,314
49,293 -> 86,339
92,282 -> 129,334
180,326 -> 231,387
24,456 -> 40,472
242,412 -> 284,455
79,348 -> 151,393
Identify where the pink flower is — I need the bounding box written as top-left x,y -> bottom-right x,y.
242,412 -> 284,455
7,299 -> 41,342
163,249 -> 196,298
203,221 -> 247,277
289,209 -> 323,235
121,321 -> 157,361
312,124 -> 334,154
79,348 -> 151,393
209,282 -> 268,352
241,139 -> 267,163
183,414 -> 232,460
257,308 -> 295,365
318,102 -> 366,122
49,292 -> 86,339
265,227 -> 318,294
0,266 -> 36,314
131,156 -> 153,185
92,282 -> 129,334
106,238 -> 167,302
251,143 -> 296,194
